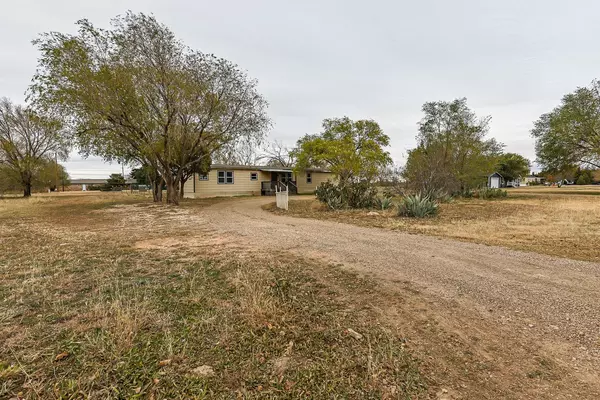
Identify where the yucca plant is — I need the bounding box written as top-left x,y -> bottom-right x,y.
375,196 -> 394,210
397,193 -> 438,218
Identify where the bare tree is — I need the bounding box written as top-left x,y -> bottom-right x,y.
213,140 -> 261,166
258,140 -> 295,167
0,98 -> 69,197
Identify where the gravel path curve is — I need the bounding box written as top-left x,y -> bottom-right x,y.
201,196 -> 600,398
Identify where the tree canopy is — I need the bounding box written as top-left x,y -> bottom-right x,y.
496,153 -> 530,182
294,117 -> 392,183
105,173 -> 126,190
30,12 -> 270,204
0,98 -> 69,196
403,98 -> 503,193
531,80 -> 600,171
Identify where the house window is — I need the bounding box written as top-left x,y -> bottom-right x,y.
306,172 -> 312,184
250,172 -> 258,181
198,174 -> 208,181
218,170 -> 234,184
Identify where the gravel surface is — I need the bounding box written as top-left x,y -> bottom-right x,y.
200,196 -> 600,398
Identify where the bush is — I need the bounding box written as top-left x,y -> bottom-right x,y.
375,196 -> 394,210
576,174 -> 592,185
315,181 -> 379,210
315,182 -> 344,210
473,188 -> 507,199
453,188 -> 474,198
344,181 -> 379,209
397,193 -> 438,218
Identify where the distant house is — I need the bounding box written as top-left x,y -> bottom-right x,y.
488,172 -> 503,188
488,172 -> 522,188
521,175 -> 546,186
70,178 -> 137,191
182,164 -> 332,198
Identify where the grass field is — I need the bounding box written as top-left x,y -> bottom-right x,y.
266,186 -> 600,262
0,194 -> 425,399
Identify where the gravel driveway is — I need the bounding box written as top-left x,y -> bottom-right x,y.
201,196 -> 600,398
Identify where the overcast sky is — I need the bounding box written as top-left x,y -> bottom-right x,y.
1,0 -> 599,178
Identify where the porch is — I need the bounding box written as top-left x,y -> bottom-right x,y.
261,171 -> 298,196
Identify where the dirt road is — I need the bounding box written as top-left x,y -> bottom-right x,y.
200,196 -> 600,399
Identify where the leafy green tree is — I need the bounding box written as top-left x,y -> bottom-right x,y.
403,98 -> 503,193
0,159 -> 70,193
294,117 -> 392,184
531,80 -> 600,171
496,153 -> 530,182
0,98 -> 69,196
105,173 -> 126,190
575,168 -> 594,185
129,167 -> 150,186
35,159 -> 70,191
0,165 -> 21,194
31,12 -> 270,205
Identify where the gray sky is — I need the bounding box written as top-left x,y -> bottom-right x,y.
1,0 -> 599,178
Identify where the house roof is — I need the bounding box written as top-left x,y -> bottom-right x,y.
71,178 -> 137,185
209,164 -> 331,173
70,179 -> 106,185
488,172 -> 503,178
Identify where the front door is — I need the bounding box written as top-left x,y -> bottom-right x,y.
490,176 -> 500,188
271,172 -> 292,183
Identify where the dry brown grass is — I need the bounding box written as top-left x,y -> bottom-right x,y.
0,193 -> 424,399
266,188 -> 600,262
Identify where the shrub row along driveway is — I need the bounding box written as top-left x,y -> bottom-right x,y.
201,196 -> 600,399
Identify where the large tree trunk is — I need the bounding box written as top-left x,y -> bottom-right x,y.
179,176 -> 188,199
151,177 -> 163,203
165,175 -> 180,205
23,182 -> 32,197
22,172 -> 32,197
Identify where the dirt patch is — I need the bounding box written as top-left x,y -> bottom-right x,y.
203,196 -> 600,398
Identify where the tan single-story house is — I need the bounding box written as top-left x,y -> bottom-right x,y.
183,164 -> 332,198
521,175 -> 546,186
69,178 -> 138,191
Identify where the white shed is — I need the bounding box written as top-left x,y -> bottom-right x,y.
488,172 -> 503,188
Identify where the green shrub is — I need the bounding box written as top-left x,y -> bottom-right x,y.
345,181 -> 379,209
375,196 -> 394,210
398,193 -> 438,218
456,188 -> 474,198
576,174 -> 592,185
473,188 -> 507,199
315,181 -> 379,210
315,182 -> 345,210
